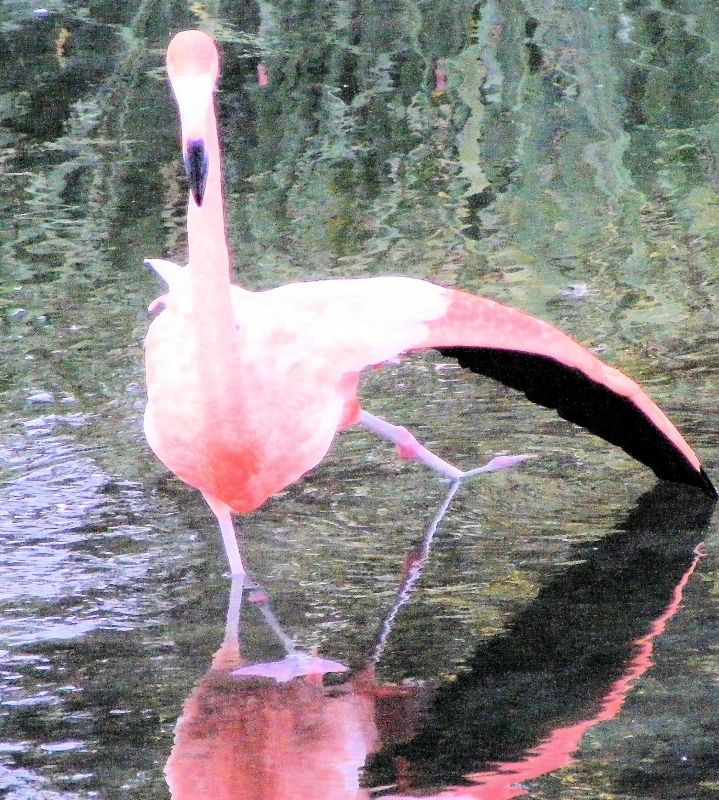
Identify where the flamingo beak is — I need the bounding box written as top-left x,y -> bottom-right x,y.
184,138 -> 209,206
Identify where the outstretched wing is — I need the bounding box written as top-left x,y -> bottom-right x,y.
417,287 -> 716,497
192,273 -> 712,497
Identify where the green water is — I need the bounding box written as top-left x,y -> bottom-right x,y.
1,1 -> 718,798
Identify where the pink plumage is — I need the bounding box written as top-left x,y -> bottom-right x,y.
143,31 -> 715,574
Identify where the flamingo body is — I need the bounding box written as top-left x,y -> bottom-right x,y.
144,271 -> 446,512
143,30 -> 715,570
145,259 -> 715,509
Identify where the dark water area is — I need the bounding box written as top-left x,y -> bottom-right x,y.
1,1 -> 719,798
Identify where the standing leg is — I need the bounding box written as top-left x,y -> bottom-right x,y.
223,574 -> 245,648
234,586 -> 348,682
202,492 -> 245,576
209,574 -> 247,670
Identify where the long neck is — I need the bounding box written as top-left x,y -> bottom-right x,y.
186,101 -> 240,351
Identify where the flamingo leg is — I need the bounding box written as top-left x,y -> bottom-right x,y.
201,492 -> 245,576
234,578 -> 348,682
360,421 -> 531,653
359,409 -> 534,482
220,574 -> 245,651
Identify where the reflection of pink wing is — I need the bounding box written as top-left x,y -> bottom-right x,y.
382,544 -> 704,799
233,654 -> 348,683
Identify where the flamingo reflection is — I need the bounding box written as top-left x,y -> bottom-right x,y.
165,551 -> 438,799
382,542 -> 705,799
165,487 -> 711,799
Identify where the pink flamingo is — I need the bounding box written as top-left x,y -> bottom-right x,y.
143,31 -> 715,576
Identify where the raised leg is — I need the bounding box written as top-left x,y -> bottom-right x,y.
366,418 -> 532,663
201,492 -> 245,576
359,409 -> 534,482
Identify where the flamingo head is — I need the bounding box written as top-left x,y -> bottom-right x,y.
166,30 -> 219,206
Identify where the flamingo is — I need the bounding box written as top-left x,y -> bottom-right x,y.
143,31 -> 716,576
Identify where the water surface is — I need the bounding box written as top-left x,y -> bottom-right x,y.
1,2 -> 718,798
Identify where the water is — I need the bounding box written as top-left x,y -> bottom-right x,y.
1,1 -> 718,797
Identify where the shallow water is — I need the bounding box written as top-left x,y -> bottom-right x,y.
1,1 -> 718,798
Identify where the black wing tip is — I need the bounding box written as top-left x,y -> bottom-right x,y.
698,467 -> 718,500
660,466 -> 717,501
437,346 -> 718,501
656,463 -> 718,500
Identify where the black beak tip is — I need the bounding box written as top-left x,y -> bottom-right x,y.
184,138 -> 209,207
